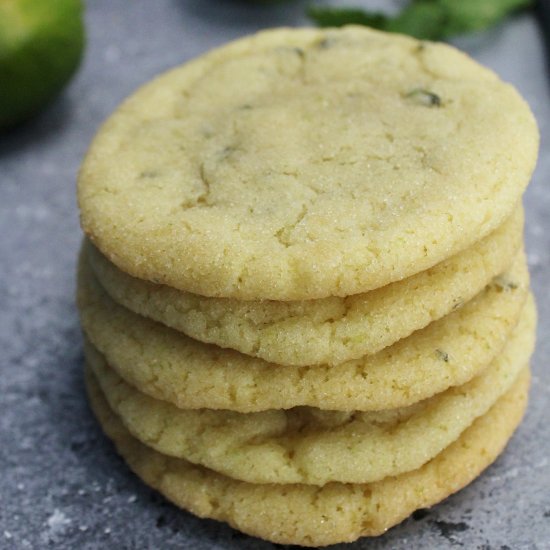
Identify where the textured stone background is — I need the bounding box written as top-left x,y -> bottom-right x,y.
0,1 -> 549,548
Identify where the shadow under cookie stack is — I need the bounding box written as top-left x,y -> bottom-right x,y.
76,27 -> 539,547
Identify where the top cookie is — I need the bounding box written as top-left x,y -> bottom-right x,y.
78,26 -> 538,300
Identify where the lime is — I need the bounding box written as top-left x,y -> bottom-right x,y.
0,0 -> 85,130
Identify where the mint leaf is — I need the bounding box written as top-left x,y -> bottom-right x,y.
307,7 -> 388,29
307,0 -> 534,40
386,2 -> 447,40
439,0 -> 534,35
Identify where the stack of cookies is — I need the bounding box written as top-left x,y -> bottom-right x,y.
76,27 -> 539,546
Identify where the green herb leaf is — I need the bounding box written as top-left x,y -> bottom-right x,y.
307,0 -> 534,40
307,6 -> 388,29
386,2 -> 448,40
439,0 -> 534,35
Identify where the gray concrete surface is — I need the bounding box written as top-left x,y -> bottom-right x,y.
0,1 -> 548,548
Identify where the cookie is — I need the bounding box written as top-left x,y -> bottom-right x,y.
86,299 -> 534,485
77,249 -> 530,412
78,250 -> 528,412
77,26 -> 538,300
86,366 -> 530,546
86,206 -> 523,367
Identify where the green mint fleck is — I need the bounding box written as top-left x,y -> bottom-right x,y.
316,36 -> 340,49
452,297 -> 464,310
139,169 -> 160,179
405,88 -> 442,107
